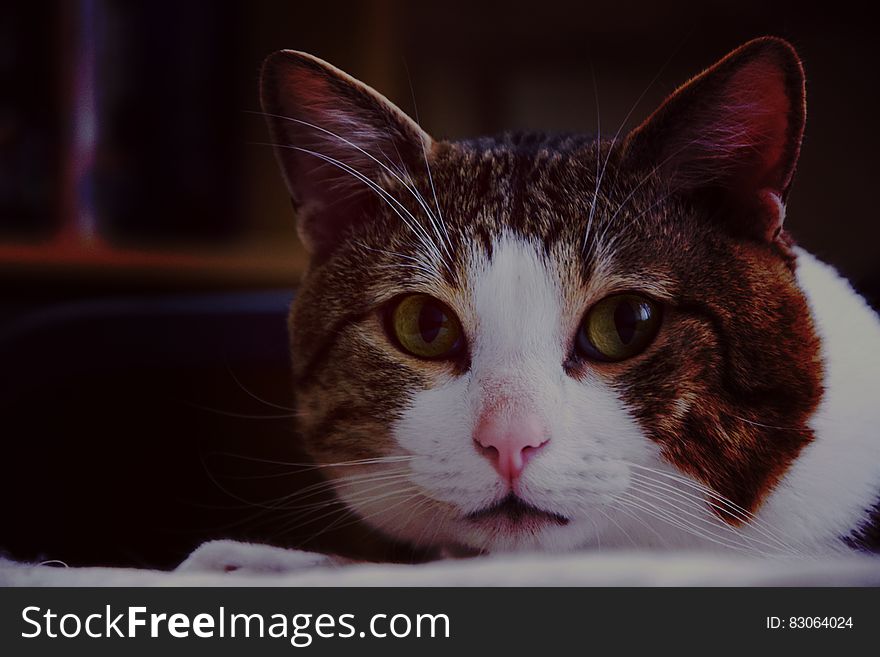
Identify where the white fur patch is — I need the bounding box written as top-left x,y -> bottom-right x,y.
381,234 -> 663,552
755,249 -> 880,552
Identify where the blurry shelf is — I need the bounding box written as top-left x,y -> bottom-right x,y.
0,239 -> 306,288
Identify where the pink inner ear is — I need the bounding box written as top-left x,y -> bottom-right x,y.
282,65 -> 329,108
726,60 -> 791,187
281,66 -> 355,127
272,63 -> 387,203
277,67 -> 352,144
699,58 -> 792,192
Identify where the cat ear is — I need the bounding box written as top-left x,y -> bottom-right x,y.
622,37 -> 806,242
260,50 -> 433,258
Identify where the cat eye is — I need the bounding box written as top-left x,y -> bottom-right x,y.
577,293 -> 661,362
388,294 -> 464,360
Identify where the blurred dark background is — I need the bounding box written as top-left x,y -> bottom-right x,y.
2,0 -> 878,569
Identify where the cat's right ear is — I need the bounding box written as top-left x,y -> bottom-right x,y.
260,51 -> 433,259
621,37 -> 806,243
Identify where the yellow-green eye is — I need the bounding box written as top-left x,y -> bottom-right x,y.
577,293 -> 661,362
389,294 -> 464,360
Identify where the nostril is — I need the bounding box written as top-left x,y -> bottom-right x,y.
475,440 -> 500,462
522,439 -> 548,456
521,439 -> 549,467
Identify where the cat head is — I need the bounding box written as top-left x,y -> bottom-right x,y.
260,37 -> 822,553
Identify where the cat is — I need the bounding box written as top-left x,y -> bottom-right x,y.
258,36 -> 880,558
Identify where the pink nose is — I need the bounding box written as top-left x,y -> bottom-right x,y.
474,410 -> 548,483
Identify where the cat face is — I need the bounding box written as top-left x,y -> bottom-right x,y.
261,38 -> 823,553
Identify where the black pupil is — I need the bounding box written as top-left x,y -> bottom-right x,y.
418,303 -> 445,343
614,299 -> 646,345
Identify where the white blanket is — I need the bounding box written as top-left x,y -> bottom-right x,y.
3,540 -> 880,586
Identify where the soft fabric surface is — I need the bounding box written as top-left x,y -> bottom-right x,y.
3,540 -> 880,586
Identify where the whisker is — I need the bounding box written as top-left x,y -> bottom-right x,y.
278,485 -> 423,536
596,506 -> 638,548
599,132 -> 721,249
617,490 -> 761,555
590,514 -> 602,550
287,472 -> 415,511
622,485 -> 771,554
316,488 -> 429,536
192,469 -> 411,537
353,240 -> 427,265
205,451 -> 418,473
584,37 -> 686,257
624,462 -> 810,552
272,478 -> 418,530
607,500 -> 671,548
582,61 -> 602,253
185,403 -> 295,420
225,364 -> 296,412
627,472 -> 799,555
402,63 -> 455,264
355,241 -> 439,278
217,466 -> 410,490
374,263 -> 440,278
407,496 -> 445,547
264,142 -> 445,264
626,470 -> 793,552
727,412 -> 813,433
250,110 -> 446,248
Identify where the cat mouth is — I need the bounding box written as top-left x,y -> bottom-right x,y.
464,493 -> 570,528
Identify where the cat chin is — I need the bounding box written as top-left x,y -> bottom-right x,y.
387,511 -> 601,555
456,525 -> 594,554
418,526 -> 587,555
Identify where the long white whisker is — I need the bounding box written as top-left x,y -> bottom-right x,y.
266,143 -> 445,263
607,501 -> 671,548
354,240 -> 425,264
207,469 -> 413,517
624,462 -> 810,552
403,66 -> 454,261
727,413 -> 813,433
375,263 -> 439,278
253,110 -> 446,248
596,506 -> 638,548
628,472 -> 799,554
207,452 -> 418,471
583,62 -> 602,252
284,486 -> 424,536
584,45 -> 682,256
617,490 -> 761,555
289,473 -> 415,511
601,132 -> 718,242
627,470 -> 795,553
623,485 -> 775,555
355,241 -> 439,277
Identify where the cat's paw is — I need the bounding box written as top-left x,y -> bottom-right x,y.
175,540 -> 340,575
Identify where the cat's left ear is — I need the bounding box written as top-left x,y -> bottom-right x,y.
622,37 -> 806,242
260,50 -> 434,260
